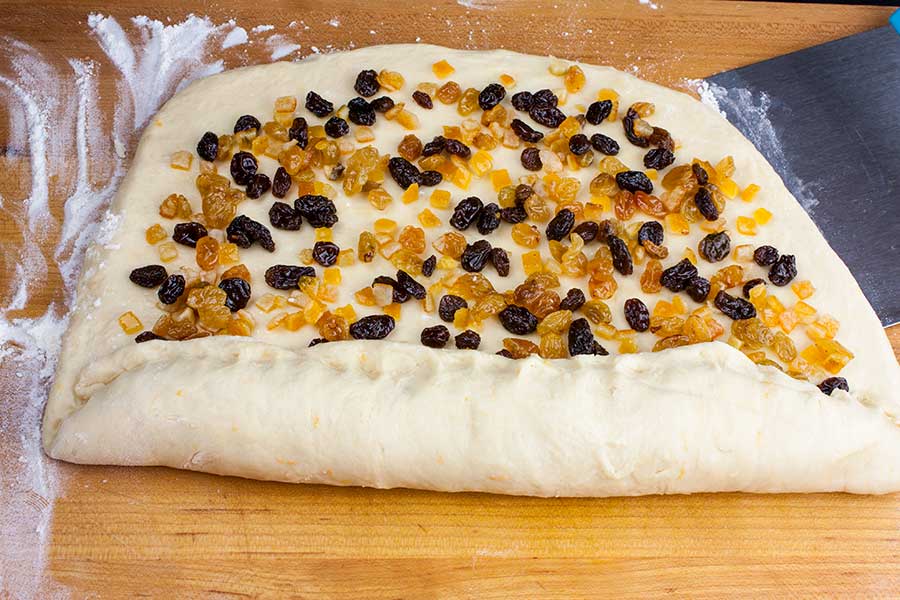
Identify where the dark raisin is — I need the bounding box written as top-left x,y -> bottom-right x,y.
476,203 -> 501,235
546,208 -> 575,242
573,221 -> 599,243
500,206 -> 528,224
478,83 -> 506,110
354,69 -> 380,97
622,108 -> 650,147
643,148 -> 675,170
421,324 -> 450,348
532,89 -> 558,107
326,164 -> 346,181
686,277 -> 711,303
511,91 -> 534,111
585,100 -> 613,125
497,349 -> 515,359
498,305 -> 538,335
422,136 -> 447,156
649,127 -> 674,151
568,134 -> 591,156
388,156 -> 421,189
226,215 -> 275,251
589,133 -> 620,156
305,91 -> 333,117
412,90 -> 433,109
742,278 -> 765,298
455,329 -> 481,350
450,196 -> 483,230
396,269 -> 426,300
490,247 -> 510,277
460,240 -> 493,273
559,288 -> 586,312
349,315 -> 395,340
230,151 -> 258,185
272,167 -> 292,198
694,187 -> 719,221
520,147 -> 542,171
439,294 -> 468,323
196,131 -> 219,161
607,235 -> 633,275
714,291 -> 756,320
624,298 -> 650,332
615,170 -> 653,194
172,222 -> 208,248
245,173 -> 271,199
374,275 -> 409,304
324,116 -> 349,138
768,254 -> 797,286
287,117 -> 308,149
445,138 -> 471,159
419,170 -> 443,187
753,245 -> 779,267
269,202 -> 302,231
312,241 -> 340,267
218,277 -> 251,311
370,96 -> 395,113
592,341 -> 610,356
422,255 -> 436,277
818,377 -> 849,396
157,274 -> 185,304
264,265 -> 315,290
529,104 -> 566,128
698,231 -> 731,263
569,317 -> 603,356
692,163 -> 709,186
510,119 -> 544,143
660,258 -> 699,292
295,194 -> 338,228
308,337 -> 329,347
135,331 -> 164,343
637,221 -> 664,246
129,265 -> 167,288
597,219 -> 620,244
514,184 -> 534,204
233,114 -> 261,133
347,97 -> 376,126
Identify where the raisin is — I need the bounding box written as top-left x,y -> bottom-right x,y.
624,298 -> 650,331
233,114 -> 261,133
520,147 -> 542,171
570,221 -> 597,244
569,317 -> 604,356
754,245 -> 779,267
818,377 -> 849,396
172,222 -> 208,248
476,203 -> 501,235
714,291 -> 756,320
305,91 -> 333,117
511,91 -> 533,111
349,315 -> 395,340
157,274 -> 185,304
374,275 -> 409,304
227,215 -> 275,251
692,163 -> 709,186
596,220 -> 620,244
218,277 -> 251,311
230,151 -> 258,186
419,170 -> 443,187
246,173 -> 271,199
295,195 -> 338,228
694,187 -> 719,221
346,97 -> 376,126
197,131 -> 219,162
268,202 -> 302,231
445,138 -> 471,159
622,108 -> 650,147
615,170 -> 653,194
498,305 -> 538,335
439,294 -> 468,322
496,349 -> 515,359
450,196 -> 483,230
529,103 -> 566,128
461,240 -> 493,273
327,163 -> 345,181
660,258 -> 699,292
270,166 -> 292,199
698,231 -> 731,263
455,329 -> 481,350
354,69 -> 380,97
312,241 -> 340,266
421,324 -> 450,348
422,255 -> 436,277
768,254 -> 797,286
515,184 -> 534,204
559,288 -> 586,312
412,90 -> 433,109
650,127 -> 674,151
288,117 -> 308,149
568,133 -> 591,155
607,234 -> 633,275
478,83 -> 506,110
500,205 -> 528,224
309,337 -> 329,347
265,265 -> 315,290
511,119 -> 544,143
533,89 -> 558,107
396,269 -> 426,299
742,278 -> 765,298
388,156 -> 421,189
589,133 -> 620,156
637,221 -> 664,246
129,265 -> 167,288
490,247 -> 510,277
686,276 -> 711,302
135,331 -> 164,343
546,209 -> 575,242
643,148 -> 675,170
422,135 -> 446,156
371,96 -> 395,113
324,116 -> 349,138
585,100 -> 613,125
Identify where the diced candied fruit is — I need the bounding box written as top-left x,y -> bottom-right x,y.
218,242 -> 239,265
736,216 -> 757,235
323,267 -> 342,286
431,59 -> 455,79
790,280 -> 815,300
315,227 -> 333,242
489,169 -> 511,192
398,225 -> 426,253
377,69 -> 405,91
158,241 -> 178,262
740,183 -> 761,202
432,231 -> 467,258
160,193 -> 193,219
520,250 -> 543,275
563,65 -> 586,93
274,95 -> 297,113
367,187 -> 393,210
813,338 -> 854,374
793,301 -> 817,325
766,295 -> 785,314
429,189 -> 452,209
401,182 -> 420,204
778,309 -> 798,333
170,151 -> 193,171
618,338 -> 638,354
145,223 -> 167,245
733,244 -> 754,262
418,208 -> 441,228
753,207 -> 772,225
118,311 -> 143,334
469,150 -> 493,177
718,177 -> 738,199
450,166 -> 472,190
664,214 -> 690,236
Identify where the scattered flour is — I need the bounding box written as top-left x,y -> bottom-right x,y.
251,24 -> 275,34
222,26 -> 249,49
266,34 -> 303,60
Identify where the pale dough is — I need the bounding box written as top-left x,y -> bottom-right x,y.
44,45 -> 900,496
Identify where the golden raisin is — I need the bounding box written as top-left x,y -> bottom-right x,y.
398,225 -> 426,253
432,232 -> 467,258
640,259 -> 662,293
195,236 -> 220,271
503,338 -> 539,359
457,87 -> 479,116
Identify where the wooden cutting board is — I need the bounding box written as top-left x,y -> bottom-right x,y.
2,1 -> 899,597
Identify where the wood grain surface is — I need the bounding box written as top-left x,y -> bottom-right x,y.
2,1 -> 899,597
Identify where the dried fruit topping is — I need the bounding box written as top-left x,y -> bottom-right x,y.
691,163 -> 709,186
768,254 -> 797,286
490,247 -> 510,277
461,240 -> 493,273
371,96 -> 395,113
195,235 -> 220,270
622,108 -> 650,147
568,133 -> 591,156
624,298 -> 651,331
129,265 -> 167,288
135,331 -> 165,343
742,278 -> 765,298
818,376 -> 849,396
295,194 -> 339,228
511,118 -> 544,143
420,170 -> 443,186
589,133 -> 620,156
305,91 -> 334,117
445,138 -> 471,158
643,148 -> 675,170
309,338 -> 329,347
268,201 -> 302,231
520,147 -> 543,171
421,324 -> 450,348
324,116 -> 350,138
230,151 -> 258,185
693,187 -> 719,221
546,209 -> 575,242
354,69 -> 380,97
421,135 -> 446,156
450,196 -> 483,230
270,167 -> 292,199
753,245 -> 779,267
388,156 -> 421,189
714,291 -> 756,320
226,215 -> 275,251
559,288 -> 586,312
686,276 -> 711,303
569,317 -> 607,356
218,277 -> 251,311
246,173 -> 271,199
511,91 -> 534,111
288,117 -> 309,148
698,231 -> 731,263
573,221 -> 599,244
412,90 -> 433,109
529,103 -> 566,129
586,100 -> 613,125
349,315 -> 395,340
348,97 -> 376,126
233,114 -> 261,133
172,222 -> 208,248
615,170 -> 653,194
498,305 -> 539,335
398,134 -> 424,161
607,234 -> 633,275
265,265 -> 315,290
501,205 -> 528,224
455,329 -> 481,349
396,269 -> 426,299
197,131 -> 219,162
312,241 -> 340,266
660,258 -> 699,292
477,203 -> 501,235
439,294 -> 468,322
157,274 -> 185,304
478,83 -> 506,110
637,221 -> 664,247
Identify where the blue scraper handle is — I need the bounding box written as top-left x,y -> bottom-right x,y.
892,8 -> 900,34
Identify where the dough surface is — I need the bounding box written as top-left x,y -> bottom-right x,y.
44,44 -> 900,496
